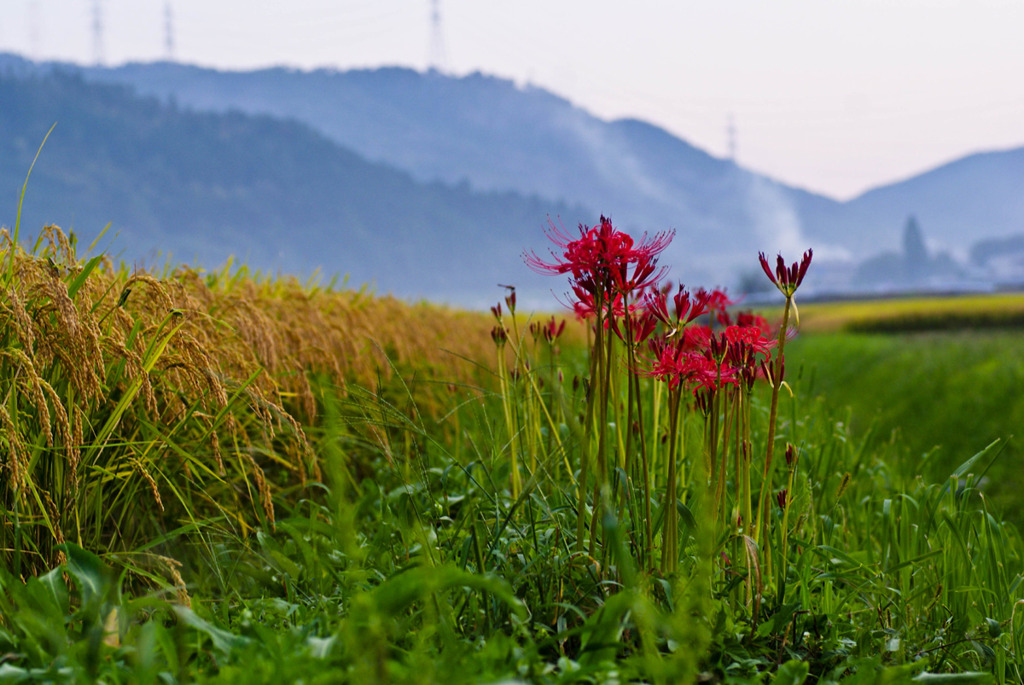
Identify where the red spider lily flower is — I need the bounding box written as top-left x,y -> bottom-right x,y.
689,287 -> 713,321
572,286 -> 631,322
759,249 -> 813,297
644,342 -> 700,390
572,300 -> 593,322
708,331 -> 729,362
760,353 -> 785,386
543,317 -> 567,343
681,324 -> 712,352
504,286 -> 517,314
705,288 -> 735,327
646,332 -> 670,362
611,306 -> 658,347
490,302 -> 502,321
688,352 -> 739,395
725,324 -> 775,389
529,316 -> 566,343
644,285 -> 710,335
736,311 -> 771,337
615,251 -> 667,296
524,215 -> 674,304
644,288 -> 674,328
724,324 -> 774,358
785,443 -> 797,467
491,325 -> 508,346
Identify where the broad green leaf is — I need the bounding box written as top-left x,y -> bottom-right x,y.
774,660 -> 809,685
172,606 -> 250,653
58,543 -> 110,608
371,565 -> 525,620
35,566 -> 70,615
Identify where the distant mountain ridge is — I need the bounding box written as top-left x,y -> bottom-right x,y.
3,52 -> 1024,294
71,59 -> 848,285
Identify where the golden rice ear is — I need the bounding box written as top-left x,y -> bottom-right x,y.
0,404 -> 27,491
132,457 -> 164,513
156,555 -> 192,607
43,491 -> 66,548
125,272 -> 176,315
37,378 -> 77,478
2,348 -> 51,446
7,285 -> 36,351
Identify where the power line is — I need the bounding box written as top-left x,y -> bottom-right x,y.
164,1 -> 176,61
428,0 -> 448,73
91,0 -> 105,66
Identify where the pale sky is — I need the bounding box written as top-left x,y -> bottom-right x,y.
4,0 -> 1024,200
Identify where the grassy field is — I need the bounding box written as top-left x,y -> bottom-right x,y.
2,225 -> 1023,683
783,292 -> 1024,523
789,330 -> 1024,518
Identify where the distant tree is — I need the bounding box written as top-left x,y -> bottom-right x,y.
901,218 -> 933,284
903,215 -> 927,259
902,215 -> 928,282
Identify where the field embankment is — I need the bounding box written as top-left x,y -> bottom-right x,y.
794,291 -> 1024,333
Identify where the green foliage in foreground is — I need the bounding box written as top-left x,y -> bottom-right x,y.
1,372 -> 1022,683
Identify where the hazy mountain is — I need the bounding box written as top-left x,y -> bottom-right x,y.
63,58 -> 847,286
0,65 -> 584,306
4,53 -> 1024,296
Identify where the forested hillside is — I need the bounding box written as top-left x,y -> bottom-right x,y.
0,69 -> 582,304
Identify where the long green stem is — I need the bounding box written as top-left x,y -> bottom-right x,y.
754,296 -> 793,546
632,369 -> 653,571
589,319 -> 616,560
575,303 -> 605,552
661,389 -> 682,574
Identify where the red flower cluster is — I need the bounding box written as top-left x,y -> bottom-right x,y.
643,310 -> 775,397
524,216 -> 790,398
524,216 -> 673,305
